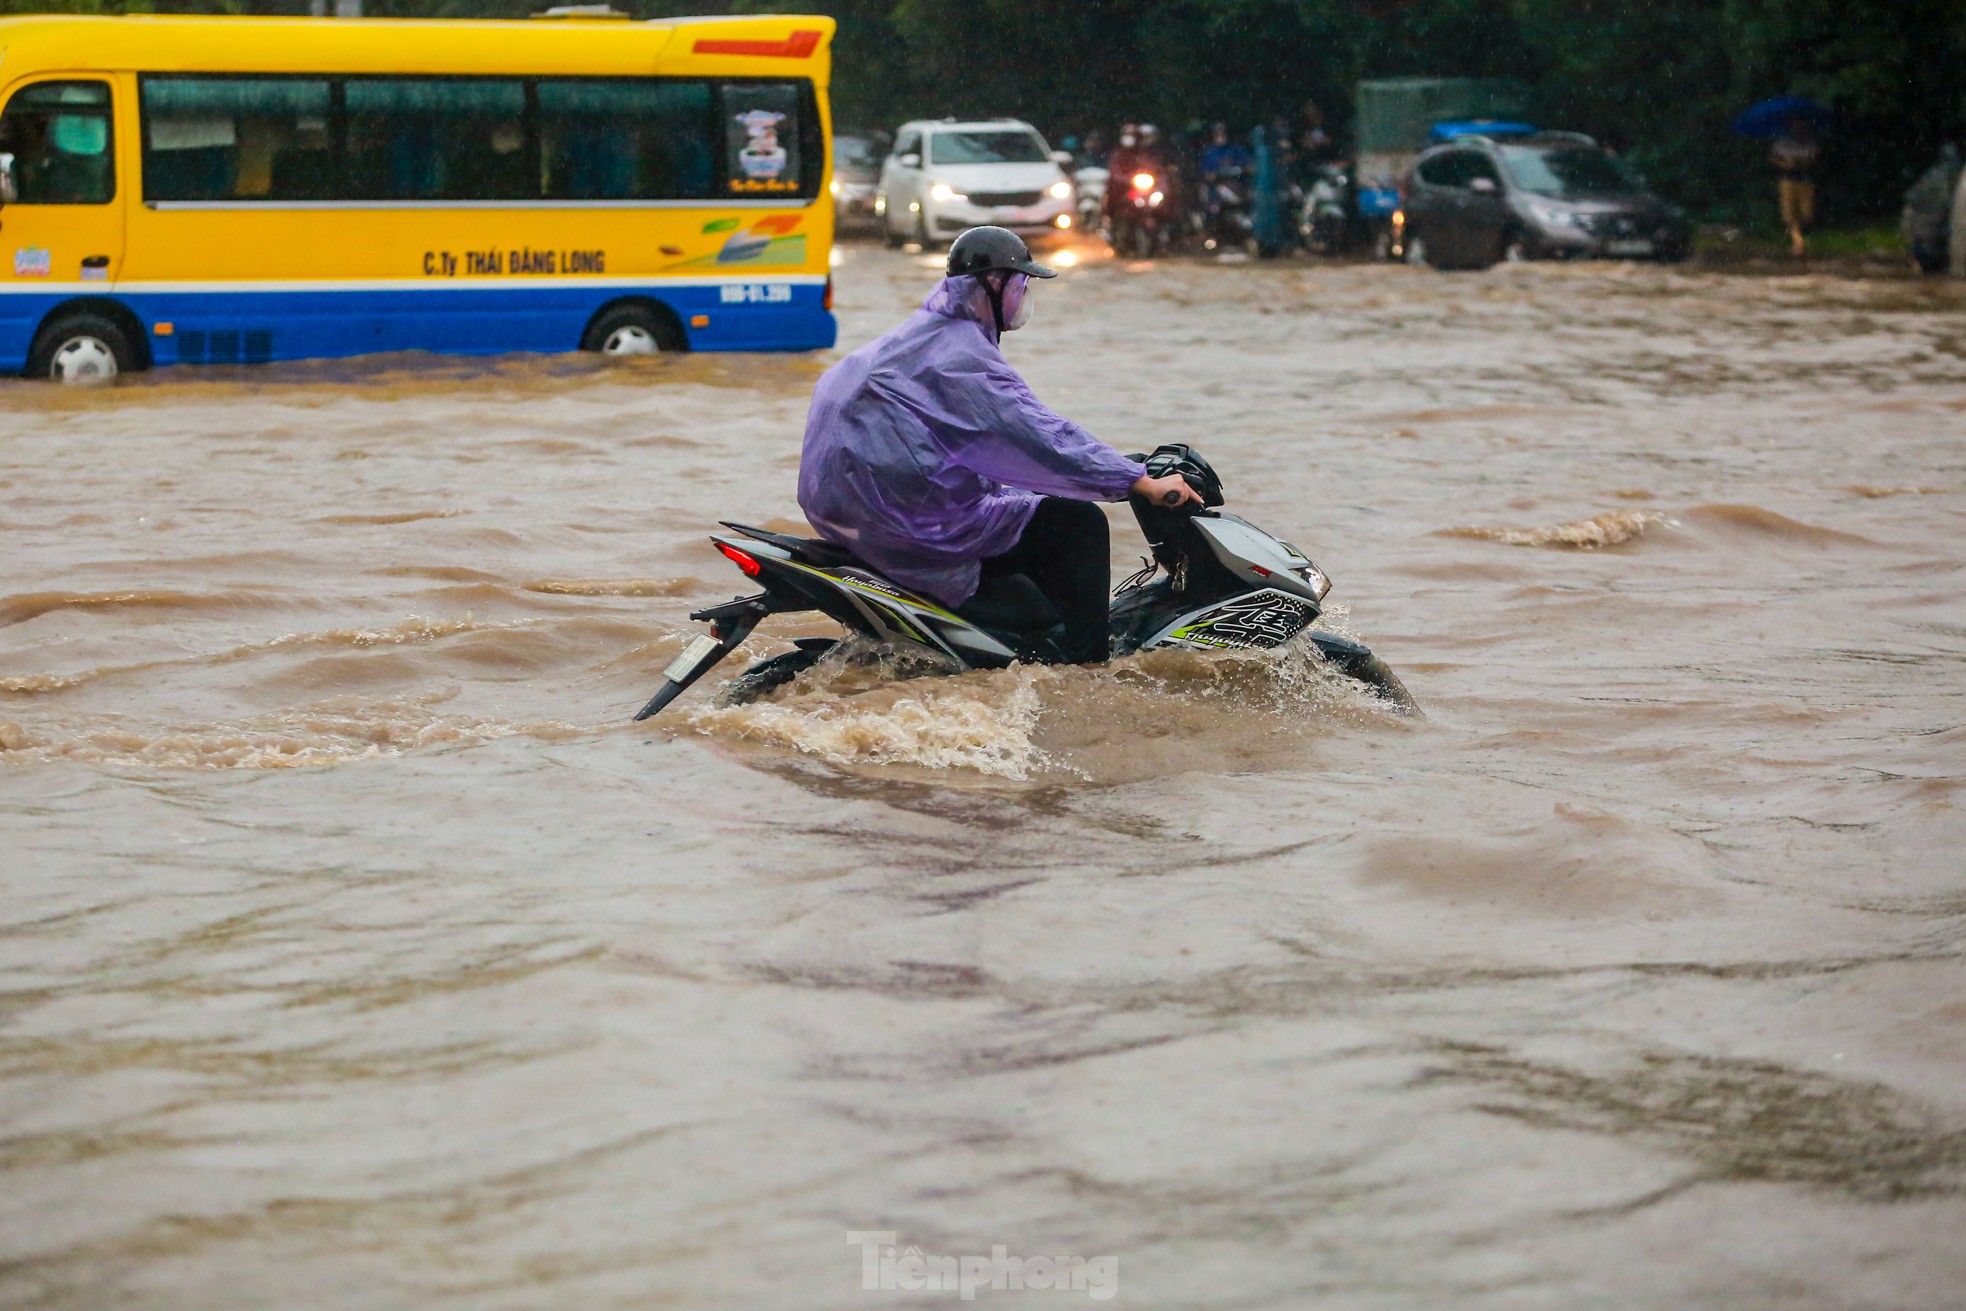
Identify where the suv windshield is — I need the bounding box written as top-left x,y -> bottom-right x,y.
1499,144 -> 1643,197
929,130 -> 1048,165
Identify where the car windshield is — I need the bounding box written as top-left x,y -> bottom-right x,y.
929,130 -> 1049,165
1499,144 -> 1643,196
836,136 -> 880,169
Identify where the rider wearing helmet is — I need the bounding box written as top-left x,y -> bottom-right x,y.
798,227 -> 1198,664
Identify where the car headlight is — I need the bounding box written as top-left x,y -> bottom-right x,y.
829,179 -> 840,197
929,182 -> 966,203
1527,201 -> 1581,231
1047,179 -> 1073,200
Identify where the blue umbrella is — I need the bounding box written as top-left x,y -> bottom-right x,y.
1733,95 -> 1830,139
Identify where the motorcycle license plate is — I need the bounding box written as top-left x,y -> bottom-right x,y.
1606,239 -> 1653,256
663,633 -> 720,682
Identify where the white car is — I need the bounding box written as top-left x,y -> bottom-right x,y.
877,118 -> 1077,248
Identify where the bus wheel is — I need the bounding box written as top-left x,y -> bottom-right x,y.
30,311 -> 133,386
582,304 -> 677,356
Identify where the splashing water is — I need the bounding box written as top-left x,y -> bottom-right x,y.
683,624 -> 1403,780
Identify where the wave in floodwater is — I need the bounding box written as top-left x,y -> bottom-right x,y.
1439,502 -> 1892,553
518,577 -> 698,598
0,692 -> 586,770
685,626 -> 1407,781
1676,503 -> 1882,548
0,615 -> 560,701
1441,510 -> 1669,550
1848,484 -> 1952,499
0,587 -> 296,627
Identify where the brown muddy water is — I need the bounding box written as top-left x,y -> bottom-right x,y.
3,245 -> 1965,1309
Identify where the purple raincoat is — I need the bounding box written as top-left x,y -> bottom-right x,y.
798,276 -> 1146,607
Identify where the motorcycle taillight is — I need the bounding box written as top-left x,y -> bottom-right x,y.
717,543 -> 763,578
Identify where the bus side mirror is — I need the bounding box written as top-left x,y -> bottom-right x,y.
0,154 -> 16,206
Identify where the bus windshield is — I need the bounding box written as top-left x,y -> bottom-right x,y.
1498,144 -> 1643,197
929,130 -> 1048,165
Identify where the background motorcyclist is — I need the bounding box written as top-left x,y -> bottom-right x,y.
1103,122 -> 1144,227
798,227 -> 1199,664
1199,122 -> 1253,182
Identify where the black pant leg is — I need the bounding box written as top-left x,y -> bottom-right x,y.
998,497 -> 1111,663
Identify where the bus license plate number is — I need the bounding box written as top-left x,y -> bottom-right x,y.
720,284 -> 793,305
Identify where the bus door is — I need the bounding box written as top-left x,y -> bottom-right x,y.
0,78 -> 126,304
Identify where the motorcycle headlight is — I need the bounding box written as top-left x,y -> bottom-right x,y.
1296,565 -> 1331,601
1133,172 -> 1156,191
1047,179 -> 1073,200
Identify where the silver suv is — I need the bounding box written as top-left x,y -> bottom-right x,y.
1396,132 -> 1691,270
878,118 -> 1077,248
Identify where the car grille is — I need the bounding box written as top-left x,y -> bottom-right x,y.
967,190 -> 1044,208
1583,212 -> 1645,237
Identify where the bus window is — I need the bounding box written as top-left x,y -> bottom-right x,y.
344,78 -> 531,202
537,79 -> 712,201
721,83 -> 805,198
142,77 -> 332,202
0,81 -> 114,205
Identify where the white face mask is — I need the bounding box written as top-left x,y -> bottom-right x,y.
1001,274 -> 1033,331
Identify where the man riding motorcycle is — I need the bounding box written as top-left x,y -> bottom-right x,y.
1103,123 -> 1168,230
797,227 -> 1199,664
1199,122 -> 1253,183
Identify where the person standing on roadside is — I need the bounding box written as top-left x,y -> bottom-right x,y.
1771,117 -> 1820,257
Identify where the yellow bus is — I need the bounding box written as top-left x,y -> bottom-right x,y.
0,11 -> 837,381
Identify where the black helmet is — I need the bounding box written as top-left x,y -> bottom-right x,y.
947,226 -> 1056,280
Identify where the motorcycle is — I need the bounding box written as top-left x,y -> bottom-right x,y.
1300,162 -> 1353,255
1199,167 -> 1256,254
1107,167 -> 1171,259
631,445 -> 1415,721
1073,164 -> 1110,235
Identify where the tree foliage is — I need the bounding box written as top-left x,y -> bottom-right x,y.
4,0 -> 1959,221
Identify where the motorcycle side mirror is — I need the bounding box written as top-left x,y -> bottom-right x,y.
1469,175 -> 1499,194
0,153 -> 16,207
899,153 -> 921,169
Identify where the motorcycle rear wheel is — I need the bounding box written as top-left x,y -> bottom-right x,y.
717,641 -> 836,706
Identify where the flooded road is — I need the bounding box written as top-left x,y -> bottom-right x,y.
4,246 -> 1965,1308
